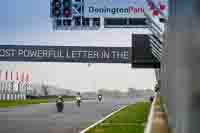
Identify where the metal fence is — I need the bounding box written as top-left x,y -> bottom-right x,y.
0,81 -> 32,100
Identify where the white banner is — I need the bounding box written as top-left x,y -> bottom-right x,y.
84,0 -> 146,18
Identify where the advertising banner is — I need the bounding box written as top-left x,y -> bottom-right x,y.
148,0 -> 168,17
84,0 -> 146,18
84,0 -> 168,19
0,45 -> 131,64
143,0 -> 168,26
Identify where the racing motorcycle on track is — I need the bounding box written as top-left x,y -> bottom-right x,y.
97,94 -> 103,102
56,96 -> 64,112
76,96 -> 82,107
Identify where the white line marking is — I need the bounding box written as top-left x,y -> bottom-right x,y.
79,104 -> 129,133
99,123 -> 145,126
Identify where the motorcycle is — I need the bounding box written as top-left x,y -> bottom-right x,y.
56,99 -> 64,112
76,96 -> 81,107
98,95 -> 102,102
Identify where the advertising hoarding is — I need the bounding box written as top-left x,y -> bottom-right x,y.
149,0 -> 168,17
84,0 -> 168,18
0,45 -> 131,64
84,0 -> 146,18
143,0 -> 168,26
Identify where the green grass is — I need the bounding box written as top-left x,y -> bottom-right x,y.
0,99 -> 48,108
86,102 -> 150,133
0,96 -> 76,108
86,125 -> 144,133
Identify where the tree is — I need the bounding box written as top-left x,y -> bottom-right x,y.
65,90 -> 70,96
128,88 -> 137,97
41,84 -> 49,96
32,88 -> 37,96
113,90 -> 122,98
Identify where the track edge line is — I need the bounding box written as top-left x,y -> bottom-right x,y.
79,104 -> 129,133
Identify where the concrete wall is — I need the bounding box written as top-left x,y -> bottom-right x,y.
161,0 -> 200,132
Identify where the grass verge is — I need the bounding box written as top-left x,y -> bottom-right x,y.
86,102 -> 150,133
0,99 -> 48,108
0,97 -> 76,108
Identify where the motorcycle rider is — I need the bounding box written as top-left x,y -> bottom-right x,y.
56,96 -> 64,112
56,96 -> 64,103
76,92 -> 82,107
97,94 -> 103,102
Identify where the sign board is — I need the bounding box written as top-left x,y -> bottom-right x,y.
0,45 -> 131,64
143,0 -> 168,30
150,0 -> 168,17
131,34 -> 160,68
84,0 -> 145,18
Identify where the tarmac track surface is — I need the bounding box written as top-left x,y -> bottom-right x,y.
0,98 -> 136,133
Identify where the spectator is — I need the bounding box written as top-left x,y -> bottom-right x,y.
149,96 -> 154,103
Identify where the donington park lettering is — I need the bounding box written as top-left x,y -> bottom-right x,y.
88,6 -> 144,15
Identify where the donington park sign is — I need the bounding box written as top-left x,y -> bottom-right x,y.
84,0 -> 145,18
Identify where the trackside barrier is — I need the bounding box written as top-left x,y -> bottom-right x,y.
145,93 -> 170,133
144,93 -> 157,133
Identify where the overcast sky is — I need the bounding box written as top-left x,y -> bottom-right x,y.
0,0 -> 157,92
